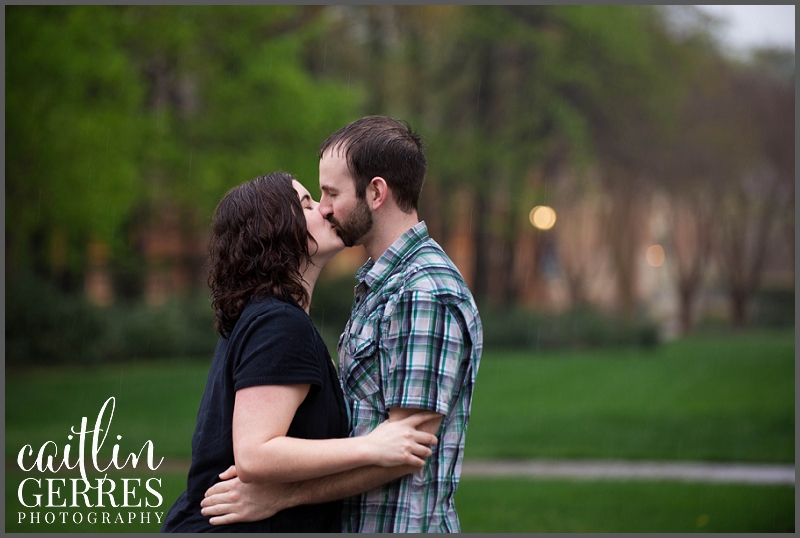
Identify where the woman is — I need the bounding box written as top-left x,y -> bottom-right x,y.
161,172 -> 437,532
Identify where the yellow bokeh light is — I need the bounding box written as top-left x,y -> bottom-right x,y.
529,205 -> 556,230
646,244 -> 665,267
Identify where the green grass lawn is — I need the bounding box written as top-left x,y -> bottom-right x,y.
6,358 -> 209,460
4,330 -> 795,532
455,478 -> 795,533
6,330 -> 794,463
466,330 -> 794,462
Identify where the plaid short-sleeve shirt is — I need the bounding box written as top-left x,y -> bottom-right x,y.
338,222 -> 483,533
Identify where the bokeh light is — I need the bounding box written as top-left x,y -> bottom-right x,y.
529,205 -> 557,230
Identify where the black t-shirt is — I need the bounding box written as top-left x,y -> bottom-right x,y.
161,296 -> 349,533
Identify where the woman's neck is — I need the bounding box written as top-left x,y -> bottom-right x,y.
299,260 -> 323,314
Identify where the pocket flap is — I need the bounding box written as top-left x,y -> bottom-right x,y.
347,324 -> 377,359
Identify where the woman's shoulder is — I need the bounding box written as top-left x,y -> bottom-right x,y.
239,295 -> 315,336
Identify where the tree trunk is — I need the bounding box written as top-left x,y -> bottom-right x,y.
605,179 -> 638,319
471,39 -> 496,305
730,287 -> 748,330
365,6 -> 386,115
678,286 -> 695,335
501,212 -> 517,308
471,189 -> 490,304
566,272 -> 587,308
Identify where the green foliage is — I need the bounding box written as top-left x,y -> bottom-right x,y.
6,273 -> 218,366
7,5 -> 359,279
749,288 -> 794,329
422,5 -> 685,189
102,295 -> 218,361
6,4 -> 789,328
7,6 -> 148,271
6,273 -> 108,366
695,289 -> 795,333
309,273 -> 357,353
480,305 -> 660,350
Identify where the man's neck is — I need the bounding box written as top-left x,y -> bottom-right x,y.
363,209 -> 420,262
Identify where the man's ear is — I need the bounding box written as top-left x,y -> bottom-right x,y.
367,177 -> 389,210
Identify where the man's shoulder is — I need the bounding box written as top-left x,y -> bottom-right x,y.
395,238 -> 472,303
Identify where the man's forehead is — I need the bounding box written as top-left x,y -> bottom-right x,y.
321,144 -> 348,163
319,151 -> 352,186
322,141 -> 349,159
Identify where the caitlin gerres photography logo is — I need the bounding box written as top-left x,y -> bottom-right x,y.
14,397 -> 165,528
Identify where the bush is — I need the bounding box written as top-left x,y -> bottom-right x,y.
103,293 -> 218,361
7,273 -> 219,366
309,275 -> 661,352
6,274 -> 108,366
749,288 -> 794,328
479,305 -> 660,351
309,274 -> 357,352
7,271 -> 661,366
694,287 -> 794,333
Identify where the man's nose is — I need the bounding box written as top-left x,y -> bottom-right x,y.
318,196 -> 332,217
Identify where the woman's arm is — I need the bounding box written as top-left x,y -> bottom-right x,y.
203,408 -> 444,524
232,384 -> 438,484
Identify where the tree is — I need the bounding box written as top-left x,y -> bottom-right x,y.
7,6 -> 359,297
655,47 -> 736,335
7,6 -> 148,287
713,61 -> 794,329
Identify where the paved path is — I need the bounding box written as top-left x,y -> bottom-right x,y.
461,460 -> 795,485
16,459 -> 790,486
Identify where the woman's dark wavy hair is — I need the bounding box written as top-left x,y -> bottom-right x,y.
208,172 -> 311,337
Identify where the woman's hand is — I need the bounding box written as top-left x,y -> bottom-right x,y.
363,411 -> 440,468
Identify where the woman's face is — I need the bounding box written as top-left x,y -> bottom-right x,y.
293,180 -> 345,263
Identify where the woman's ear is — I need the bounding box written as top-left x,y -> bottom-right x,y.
368,177 -> 389,210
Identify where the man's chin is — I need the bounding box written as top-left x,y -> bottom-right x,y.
335,230 -> 357,248
334,230 -> 350,247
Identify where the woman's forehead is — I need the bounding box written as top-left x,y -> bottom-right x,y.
292,179 -> 310,197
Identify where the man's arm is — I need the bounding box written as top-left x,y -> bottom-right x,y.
283,407 -> 443,505
200,408 -> 442,525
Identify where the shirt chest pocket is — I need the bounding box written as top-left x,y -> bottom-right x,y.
343,324 -> 382,402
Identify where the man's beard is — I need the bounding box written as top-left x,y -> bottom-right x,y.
328,197 -> 373,247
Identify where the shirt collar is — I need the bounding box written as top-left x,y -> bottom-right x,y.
356,221 -> 429,291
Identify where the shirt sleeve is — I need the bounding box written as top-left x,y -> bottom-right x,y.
382,290 -> 465,415
232,304 -> 324,393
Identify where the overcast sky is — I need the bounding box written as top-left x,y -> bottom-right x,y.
695,5 -> 795,53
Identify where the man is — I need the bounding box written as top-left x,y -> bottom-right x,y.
201,116 -> 482,532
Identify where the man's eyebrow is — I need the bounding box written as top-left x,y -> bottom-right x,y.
321,185 -> 337,193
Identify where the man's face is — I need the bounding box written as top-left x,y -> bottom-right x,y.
318,149 -> 373,247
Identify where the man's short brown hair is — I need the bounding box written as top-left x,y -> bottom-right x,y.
318,116 -> 427,213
